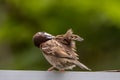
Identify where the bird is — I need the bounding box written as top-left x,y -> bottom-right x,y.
33,29 -> 91,71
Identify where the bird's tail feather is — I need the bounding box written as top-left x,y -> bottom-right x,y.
74,60 -> 91,71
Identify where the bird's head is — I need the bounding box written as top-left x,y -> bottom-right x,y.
33,32 -> 54,48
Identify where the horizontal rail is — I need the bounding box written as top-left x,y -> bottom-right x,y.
0,70 -> 120,80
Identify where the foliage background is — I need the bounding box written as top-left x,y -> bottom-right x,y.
0,0 -> 120,71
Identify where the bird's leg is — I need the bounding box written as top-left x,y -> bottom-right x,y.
47,66 -> 55,71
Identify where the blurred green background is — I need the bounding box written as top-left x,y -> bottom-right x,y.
0,0 -> 120,71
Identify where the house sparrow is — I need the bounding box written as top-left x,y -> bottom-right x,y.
33,29 -> 91,71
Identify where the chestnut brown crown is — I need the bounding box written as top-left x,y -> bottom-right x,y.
33,32 -> 54,48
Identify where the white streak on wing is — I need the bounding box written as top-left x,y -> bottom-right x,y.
38,32 -> 41,34
44,32 -> 55,38
42,47 -> 49,50
44,32 -> 52,36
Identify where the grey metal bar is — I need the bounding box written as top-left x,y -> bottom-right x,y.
0,70 -> 120,80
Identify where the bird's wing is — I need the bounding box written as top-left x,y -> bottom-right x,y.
64,29 -> 84,41
41,39 -> 75,59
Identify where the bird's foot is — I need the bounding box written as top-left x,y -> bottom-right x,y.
59,69 -> 65,72
47,66 -> 55,71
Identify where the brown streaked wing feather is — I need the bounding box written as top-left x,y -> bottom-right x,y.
41,39 -> 74,59
61,42 -> 79,59
51,47 -> 74,59
64,29 -> 73,37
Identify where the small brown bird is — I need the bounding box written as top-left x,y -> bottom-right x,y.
33,29 -> 91,71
